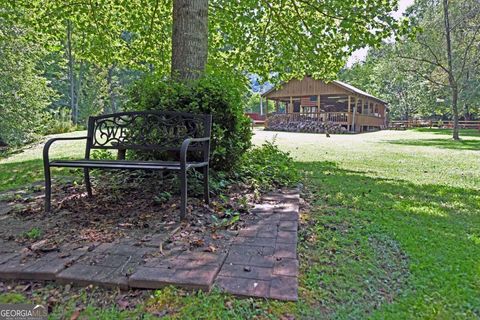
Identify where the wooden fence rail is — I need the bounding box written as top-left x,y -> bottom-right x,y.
389,120 -> 480,129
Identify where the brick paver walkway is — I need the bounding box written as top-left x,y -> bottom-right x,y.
215,191 -> 299,301
0,190 -> 299,301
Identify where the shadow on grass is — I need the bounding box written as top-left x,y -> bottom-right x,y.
0,159 -> 81,192
385,138 -> 480,150
411,128 -> 480,138
297,161 -> 480,318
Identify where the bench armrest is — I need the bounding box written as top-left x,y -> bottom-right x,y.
43,136 -> 89,164
180,137 -> 211,168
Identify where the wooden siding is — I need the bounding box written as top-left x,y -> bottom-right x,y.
264,77 -> 349,98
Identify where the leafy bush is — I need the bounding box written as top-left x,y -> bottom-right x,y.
125,73 -> 252,172
0,28 -> 55,147
236,140 -> 299,191
43,108 -> 77,135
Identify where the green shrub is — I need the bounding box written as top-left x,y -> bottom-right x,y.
43,108 -> 77,134
236,140 -> 299,191
125,74 -> 252,172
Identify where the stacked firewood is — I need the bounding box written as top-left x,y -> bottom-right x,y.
265,114 -> 346,134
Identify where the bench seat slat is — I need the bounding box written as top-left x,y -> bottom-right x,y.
50,159 -> 208,170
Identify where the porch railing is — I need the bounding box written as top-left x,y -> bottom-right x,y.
268,112 -> 384,126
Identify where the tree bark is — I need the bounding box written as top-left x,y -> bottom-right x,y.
107,64 -> 117,113
171,0 -> 208,81
74,61 -> 85,123
443,0 -> 460,140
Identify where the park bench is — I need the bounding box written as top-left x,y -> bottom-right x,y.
43,111 -> 212,219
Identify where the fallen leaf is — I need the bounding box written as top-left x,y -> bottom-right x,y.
204,245 -> 217,253
70,310 -> 81,320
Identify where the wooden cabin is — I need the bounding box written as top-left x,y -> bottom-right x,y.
261,77 -> 388,133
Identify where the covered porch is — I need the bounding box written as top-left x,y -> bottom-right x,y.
261,78 -> 388,133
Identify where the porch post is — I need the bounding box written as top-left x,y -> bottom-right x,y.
348,95 -> 351,131
260,95 -> 263,116
265,98 -> 269,115
351,97 -> 357,132
290,96 -> 293,114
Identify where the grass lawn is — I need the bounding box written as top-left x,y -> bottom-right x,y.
0,131 -> 88,192
1,128 -> 479,319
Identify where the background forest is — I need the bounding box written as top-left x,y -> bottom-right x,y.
340,0 -> 480,126
0,0 -> 478,148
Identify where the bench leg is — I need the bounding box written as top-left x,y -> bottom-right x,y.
84,168 -> 93,197
44,164 -> 52,213
180,169 -> 187,220
203,166 -> 210,205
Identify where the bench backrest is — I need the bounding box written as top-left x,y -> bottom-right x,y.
86,111 -> 212,153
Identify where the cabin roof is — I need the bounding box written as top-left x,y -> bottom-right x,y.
261,78 -> 388,105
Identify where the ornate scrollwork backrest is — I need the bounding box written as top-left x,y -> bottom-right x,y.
88,111 -> 211,150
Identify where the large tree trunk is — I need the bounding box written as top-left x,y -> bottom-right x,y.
443,0 -> 460,140
171,0 -> 208,81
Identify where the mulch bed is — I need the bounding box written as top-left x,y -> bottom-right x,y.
3,174 -> 259,258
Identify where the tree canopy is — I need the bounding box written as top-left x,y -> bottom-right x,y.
341,0 -> 480,138
6,0 -> 410,81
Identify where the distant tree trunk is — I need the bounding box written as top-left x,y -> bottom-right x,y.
66,20 -> 76,123
107,64 -> 117,113
171,0 -> 208,81
75,61 -> 85,123
443,0 -> 460,140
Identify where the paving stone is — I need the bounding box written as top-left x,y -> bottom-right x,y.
250,204 -> 275,214
128,266 -> 177,289
0,252 -> 18,265
229,244 -> 274,257
107,244 -> 151,257
0,242 -> 21,254
225,251 -> 250,264
143,234 -> 169,248
261,193 -> 285,202
248,255 -> 276,268
57,264 -> 129,289
173,265 -> 220,290
274,243 -> 297,259
273,259 -> 298,277
237,228 -> 257,237
86,254 -> 136,268
274,202 -> 299,214
0,255 -> 32,279
264,192 -> 300,203
129,263 -> 220,291
279,221 -> 298,232
56,264 -> 109,284
278,211 -> 299,222
256,229 -> 278,238
176,251 -> 227,266
233,237 -> 276,247
21,257 -> 67,281
219,263 -> 272,281
0,203 -> 12,216
256,224 -> 278,233
92,242 -> 116,254
276,231 -> 297,244
215,276 -> 270,298
270,276 -> 298,301
258,215 -> 281,225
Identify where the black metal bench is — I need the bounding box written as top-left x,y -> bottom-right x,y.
43,111 -> 212,219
